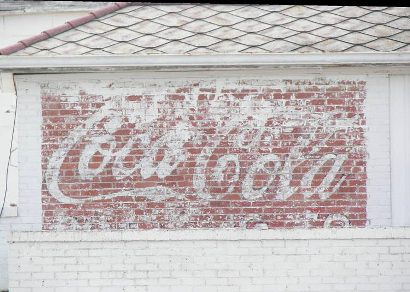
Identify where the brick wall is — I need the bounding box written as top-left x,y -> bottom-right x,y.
8,229 -> 410,292
0,71 -> 394,291
40,76 -> 367,230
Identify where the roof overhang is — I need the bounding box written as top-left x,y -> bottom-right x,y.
1,52 -> 410,73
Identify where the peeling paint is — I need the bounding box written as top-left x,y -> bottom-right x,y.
41,77 -> 367,230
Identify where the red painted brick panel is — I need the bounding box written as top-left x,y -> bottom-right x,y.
41,77 -> 367,230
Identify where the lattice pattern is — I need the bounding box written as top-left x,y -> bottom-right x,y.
13,4 -> 410,55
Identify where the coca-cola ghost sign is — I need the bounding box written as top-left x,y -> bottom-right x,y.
41,78 -> 367,230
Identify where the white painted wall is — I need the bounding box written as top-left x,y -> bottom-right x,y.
0,68 -> 408,291
12,70 -> 394,227
0,74 -> 42,291
0,72 -> 18,291
7,228 -> 410,292
0,73 -> 18,216
0,11 -> 89,49
365,75 -> 392,226
390,75 -> 410,226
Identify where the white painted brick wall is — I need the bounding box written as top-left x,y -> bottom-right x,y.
0,73 -> 18,291
0,76 -> 42,290
9,71 -> 393,229
0,69 -> 407,291
7,229 -> 410,292
365,75 -> 392,227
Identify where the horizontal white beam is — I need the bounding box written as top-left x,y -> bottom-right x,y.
9,228 -> 410,242
1,52 -> 410,70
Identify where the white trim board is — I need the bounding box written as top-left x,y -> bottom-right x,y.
390,75 -> 410,226
365,75 -> 392,227
0,52 -> 410,72
9,228 -> 410,242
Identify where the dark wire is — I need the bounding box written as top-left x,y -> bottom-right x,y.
0,85 -> 18,218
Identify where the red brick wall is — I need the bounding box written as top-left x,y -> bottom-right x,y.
41,78 -> 367,230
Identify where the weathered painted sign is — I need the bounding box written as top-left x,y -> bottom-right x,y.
41,77 -> 367,230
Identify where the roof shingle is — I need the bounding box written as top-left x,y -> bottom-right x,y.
2,3 -> 410,56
